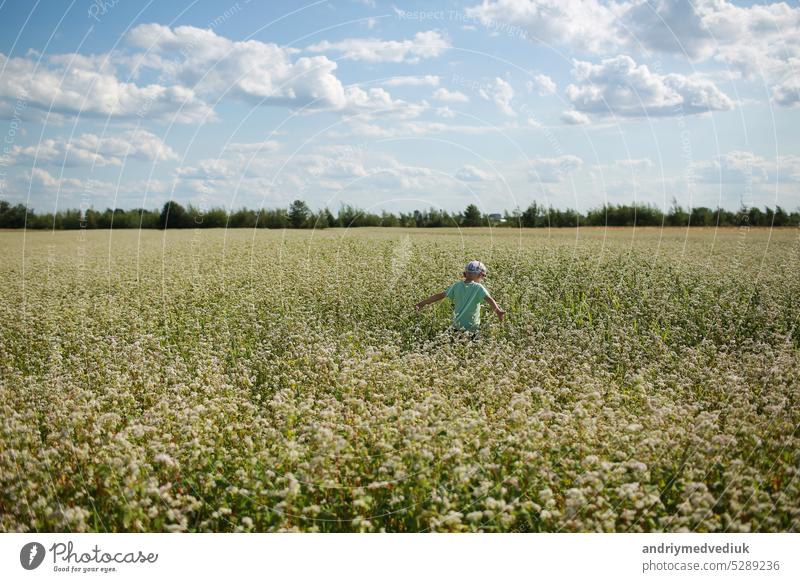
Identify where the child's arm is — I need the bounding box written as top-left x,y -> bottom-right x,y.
415,292 -> 446,311
485,295 -> 506,322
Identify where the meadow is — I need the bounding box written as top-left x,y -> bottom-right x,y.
1,226 -> 798,532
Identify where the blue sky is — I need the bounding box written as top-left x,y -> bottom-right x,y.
1,0 -> 798,215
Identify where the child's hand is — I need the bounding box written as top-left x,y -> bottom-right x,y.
415,292 -> 445,312
496,308 -> 506,322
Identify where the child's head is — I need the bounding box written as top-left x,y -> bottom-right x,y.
464,260 -> 487,282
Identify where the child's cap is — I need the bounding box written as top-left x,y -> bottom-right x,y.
465,260 -> 487,275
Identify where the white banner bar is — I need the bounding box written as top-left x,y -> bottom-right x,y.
2,533 -> 798,581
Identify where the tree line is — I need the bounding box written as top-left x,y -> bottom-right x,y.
1,199 -> 798,230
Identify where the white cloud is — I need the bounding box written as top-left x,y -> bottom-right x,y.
171,144 -> 451,205
648,0 -> 800,80
465,1 -> 800,107
613,158 -> 653,172
226,141 -> 281,153
1,22 -> 427,124
565,55 -> 734,119
528,155 -> 583,182
306,30 -> 450,63
772,80 -> 800,108
0,52 -> 212,123
127,23 -> 406,114
333,120 -> 449,139
560,109 -> 590,125
10,130 -> 178,167
13,139 -> 111,168
366,165 -> 441,191
464,0 -> 799,62
527,74 -> 557,95
620,0 -> 716,60
28,167 -> 58,188
76,130 -> 178,162
384,75 -> 441,87
465,0 -> 620,54
479,77 -> 516,116
432,88 -> 470,103
176,158 -> 235,180
455,165 -> 493,181
692,151 -> 800,183
25,167 -> 106,194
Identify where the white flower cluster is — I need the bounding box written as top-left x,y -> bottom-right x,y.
0,227 -> 798,532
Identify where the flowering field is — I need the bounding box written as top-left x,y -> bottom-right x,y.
1,227 -> 798,532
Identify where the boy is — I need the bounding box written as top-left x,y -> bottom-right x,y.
414,260 -> 505,333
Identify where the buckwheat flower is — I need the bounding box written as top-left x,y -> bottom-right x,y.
624,460 -> 648,473
466,511 -> 484,523
154,453 -> 177,467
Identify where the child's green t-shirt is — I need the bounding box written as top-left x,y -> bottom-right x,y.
444,281 -> 489,331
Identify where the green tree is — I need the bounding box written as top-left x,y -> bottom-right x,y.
666,198 -> 689,227
774,205 -> 788,227
462,204 -> 483,227
521,202 -> 541,227
323,208 -> 337,228
288,199 -> 310,228
0,201 -> 29,228
158,201 -> 188,229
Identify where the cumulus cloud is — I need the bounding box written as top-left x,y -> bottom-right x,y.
528,155 -> 583,182
306,30 -> 450,63
432,88 -> 470,103
384,75 -> 441,87
613,158 -> 653,172
10,130 -> 178,167
455,165 -> 493,181
560,109 -> 590,125
772,80 -> 800,108
176,158 -> 236,180
479,77 -> 516,116
28,167 -> 59,188
620,0 -> 716,60
331,120 -> 449,139
25,167 -> 105,193
465,1 -> 800,107
526,74 -> 557,96
226,141 -> 281,153
465,0 -> 799,62
0,22 -> 426,124
15,169 -> 168,207
692,151 -> 800,183
170,144 -> 452,204
656,0 -> 800,81
127,24 -> 408,114
565,55 -> 734,119
0,52 -> 212,123
465,0 -> 620,54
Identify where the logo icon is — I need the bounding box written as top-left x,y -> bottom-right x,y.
20,542 -> 46,570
